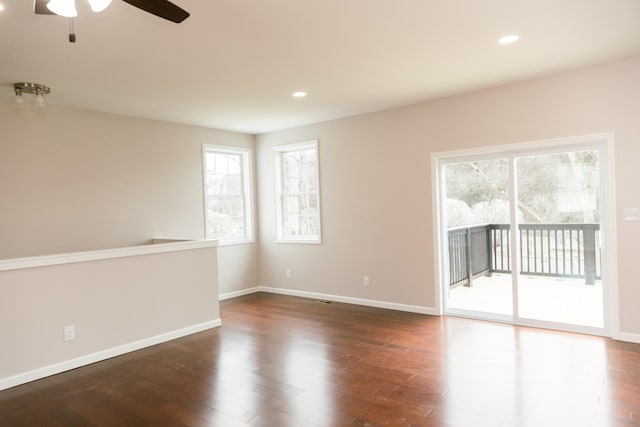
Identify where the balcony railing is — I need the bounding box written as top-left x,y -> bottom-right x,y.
448,223 -> 600,288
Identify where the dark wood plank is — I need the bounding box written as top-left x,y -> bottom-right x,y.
2,292 -> 640,426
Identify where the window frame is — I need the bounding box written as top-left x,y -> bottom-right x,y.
273,140 -> 322,244
202,144 -> 254,245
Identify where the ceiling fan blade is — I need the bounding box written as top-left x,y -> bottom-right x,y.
121,0 -> 190,23
34,0 -> 56,15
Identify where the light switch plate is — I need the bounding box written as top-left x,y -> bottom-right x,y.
624,208 -> 640,221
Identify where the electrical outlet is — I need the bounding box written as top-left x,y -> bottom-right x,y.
286,269 -> 292,279
363,276 -> 370,287
63,325 -> 75,342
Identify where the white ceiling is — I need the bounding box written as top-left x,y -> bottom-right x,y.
1,0 -> 640,134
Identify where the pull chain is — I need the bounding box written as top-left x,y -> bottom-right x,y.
68,18 -> 76,43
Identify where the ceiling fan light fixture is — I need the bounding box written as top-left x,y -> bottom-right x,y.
34,90 -> 46,109
13,83 -> 51,110
14,87 -> 24,104
47,0 -> 77,17
87,0 -> 112,13
34,0 -> 190,24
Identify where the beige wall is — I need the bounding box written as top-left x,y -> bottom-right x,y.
0,245 -> 219,386
0,105 -> 258,295
2,57 -> 639,338
255,57 -> 640,336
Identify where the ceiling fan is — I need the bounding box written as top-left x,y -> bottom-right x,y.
34,0 -> 190,24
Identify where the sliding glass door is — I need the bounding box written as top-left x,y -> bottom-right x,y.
515,150 -> 603,328
444,157 -> 513,319
437,136 -> 610,335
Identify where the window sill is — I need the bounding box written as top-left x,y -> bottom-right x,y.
217,239 -> 255,247
275,238 -> 322,245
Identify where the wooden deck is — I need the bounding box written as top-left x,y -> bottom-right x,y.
447,273 -> 604,327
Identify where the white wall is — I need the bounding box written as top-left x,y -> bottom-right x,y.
0,244 -> 220,389
0,105 -> 258,295
255,57 -> 640,337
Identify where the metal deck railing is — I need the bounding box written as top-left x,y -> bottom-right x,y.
448,223 -> 600,288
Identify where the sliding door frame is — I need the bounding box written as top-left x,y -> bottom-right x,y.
431,132 -> 618,336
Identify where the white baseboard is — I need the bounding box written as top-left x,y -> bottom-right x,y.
612,331 -> 640,344
0,319 -> 221,392
220,287 -> 640,344
219,286 -> 261,301
257,286 -> 439,315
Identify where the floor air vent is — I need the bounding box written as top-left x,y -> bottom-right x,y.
315,300 -> 336,304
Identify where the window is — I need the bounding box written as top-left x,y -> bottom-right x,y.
274,140 -> 322,243
203,145 -> 253,244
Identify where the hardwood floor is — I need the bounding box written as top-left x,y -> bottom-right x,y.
2,292 -> 640,426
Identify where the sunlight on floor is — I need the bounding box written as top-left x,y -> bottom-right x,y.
447,274 -> 603,327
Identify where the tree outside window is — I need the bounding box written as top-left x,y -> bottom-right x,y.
274,140 -> 321,243
203,145 -> 253,244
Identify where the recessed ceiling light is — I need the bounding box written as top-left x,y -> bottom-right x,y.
498,34 -> 520,45
292,91 -> 307,98
0,3 -> 5,12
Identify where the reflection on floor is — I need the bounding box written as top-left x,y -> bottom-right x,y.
447,273 -> 603,327
1,293 -> 637,426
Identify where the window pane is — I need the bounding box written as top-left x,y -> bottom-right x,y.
284,195 -> 300,215
306,194 -> 318,213
282,148 -> 317,194
203,147 -> 252,243
282,212 -> 321,238
275,141 -> 321,242
206,196 -> 245,239
223,175 -> 242,196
